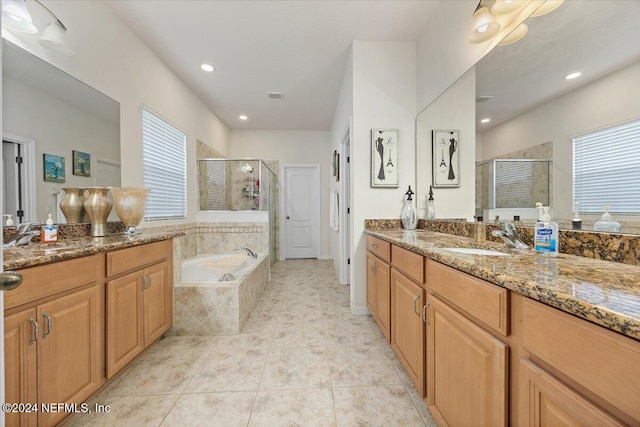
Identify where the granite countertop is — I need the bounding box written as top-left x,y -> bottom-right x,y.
3,231 -> 182,271
365,229 -> 640,341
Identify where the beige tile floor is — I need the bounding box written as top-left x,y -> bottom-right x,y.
69,259 -> 437,427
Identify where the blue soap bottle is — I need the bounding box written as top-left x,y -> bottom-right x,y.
534,207 -> 558,256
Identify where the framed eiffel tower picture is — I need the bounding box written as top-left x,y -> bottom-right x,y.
432,130 -> 460,188
371,129 -> 398,188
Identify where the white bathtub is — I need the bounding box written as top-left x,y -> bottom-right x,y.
181,253 -> 254,283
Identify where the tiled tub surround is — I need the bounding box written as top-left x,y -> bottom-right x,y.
172,254 -> 270,336
365,219 -> 640,266
364,228 -> 640,340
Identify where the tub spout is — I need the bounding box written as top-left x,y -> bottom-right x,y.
236,247 -> 257,259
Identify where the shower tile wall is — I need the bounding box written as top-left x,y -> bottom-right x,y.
197,141 -> 227,210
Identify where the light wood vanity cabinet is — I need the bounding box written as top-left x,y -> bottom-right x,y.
426,260 -> 508,427
106,240 -> 173,379
4,255 -> 104,427
366,252 -> 391,341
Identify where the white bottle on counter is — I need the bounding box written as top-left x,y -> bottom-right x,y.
534,207 -> 558,257
594,206 -> 621,233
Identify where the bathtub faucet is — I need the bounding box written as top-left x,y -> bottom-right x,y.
236,247 -> 257,259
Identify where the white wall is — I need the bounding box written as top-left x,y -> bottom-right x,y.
229,130 -> 332,258
479,61 -> 640,219
350,41 -> 417,313
416,68 -> 476,220
3,76 -> 119,220
3,0 -> 230,227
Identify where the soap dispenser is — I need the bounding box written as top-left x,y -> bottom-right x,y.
3,214 -> 14,226
572,202 -> 582,230
594,206 -> 621,233
534,207 -> 559,256
427,185 -> 436,220
401,186 -> 417,230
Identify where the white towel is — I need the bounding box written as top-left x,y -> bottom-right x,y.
329,191 -> 340,232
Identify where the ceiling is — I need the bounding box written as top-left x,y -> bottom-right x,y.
476,0 -> 640,131
108,1 -> 443,131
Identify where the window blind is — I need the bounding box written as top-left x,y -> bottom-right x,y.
494,160 -> 533,208
573,119 -> 640,214
142,107 -> 187,220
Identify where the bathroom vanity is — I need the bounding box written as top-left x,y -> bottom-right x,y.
365,228 -> 640,426
3,233 -> 176,427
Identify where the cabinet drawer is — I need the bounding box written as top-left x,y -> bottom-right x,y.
106,240 -> 169,277
426,260 -> 508,336
7,255 -> 101,310
366,235 -> 390,262
391,245 -> 424,284
522,298 -> 640,422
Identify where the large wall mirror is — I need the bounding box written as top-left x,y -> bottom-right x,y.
417,0 -> 640,233
2,39 -> 121,224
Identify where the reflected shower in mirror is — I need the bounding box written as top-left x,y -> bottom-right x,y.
2,39 -> 121,224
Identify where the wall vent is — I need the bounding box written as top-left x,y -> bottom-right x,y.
476,95 -> 494,103
267,92 -> 284,99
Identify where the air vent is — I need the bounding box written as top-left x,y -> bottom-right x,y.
267,92 -> 283,100
476,96 -> 494,103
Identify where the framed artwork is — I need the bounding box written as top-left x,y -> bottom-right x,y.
371,129 -> 398,187
43,153 -> 65,183
432,129 -> 460,187
73,150 -> 91,177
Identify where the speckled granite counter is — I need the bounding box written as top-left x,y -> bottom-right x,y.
3,232 -> 182,271
365,229 -> 640,341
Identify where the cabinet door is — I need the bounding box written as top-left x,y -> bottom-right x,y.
391,268 -> 425,396
427,294 -> 507,427
4,309 -> 38,427
519,358 -> 624,427
38,285 -> 103,427
366,252 -> 378,316
374,256 -> 391,341
106,271 -> 144,378
143,261 -> 172,345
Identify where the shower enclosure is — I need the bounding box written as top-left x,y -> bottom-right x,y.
198,158 -> 278,264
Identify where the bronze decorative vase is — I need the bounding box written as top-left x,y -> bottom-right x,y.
111,187 -> 149,234
60,188 -> 85,223
83,187 -> 112,237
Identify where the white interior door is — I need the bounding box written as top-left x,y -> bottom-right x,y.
283,165 -> 320,259
95,159 -> 121,222
2,142 -> 19,221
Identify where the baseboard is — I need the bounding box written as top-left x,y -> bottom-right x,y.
318,254 -> 332,260
350,306 -> 371,316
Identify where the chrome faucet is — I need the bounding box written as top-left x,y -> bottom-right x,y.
492,222 -> 529,250
236,247 -> 257,259
4,222 -> 41,247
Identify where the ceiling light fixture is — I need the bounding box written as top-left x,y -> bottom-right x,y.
565,72 -> 581,80
469,3 -> 501,43
530,0 -> 564,17
481,118 -> 491,123
2,0 -> 37,33
491,0 -> 528,16
200,64 -> 214,72
2,0 -> 74,56
239,115 -> 248,121
498,23 -> 528,46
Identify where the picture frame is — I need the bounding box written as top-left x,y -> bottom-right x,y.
73,150 -> 91,177
43,153 -> 65,183
371,129 -> 398,187
432,129 -> 460,188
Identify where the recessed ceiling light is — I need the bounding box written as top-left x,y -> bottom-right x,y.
200,64 -> 214,72
565,72 -> 581,80
239,115 -> 248,121
481,118 -> 491,123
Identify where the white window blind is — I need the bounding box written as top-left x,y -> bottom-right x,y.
142,107 -> 187,220
573,119 -> 640,214
494,160 -> 533,208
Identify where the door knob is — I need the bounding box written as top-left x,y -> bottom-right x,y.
0,271 -> 23,291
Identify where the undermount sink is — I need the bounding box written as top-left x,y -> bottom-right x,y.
441,247 -> 510,257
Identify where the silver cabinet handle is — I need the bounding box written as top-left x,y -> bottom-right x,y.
143,274 -> 151,290
0,271 -> 23,291
42,313 -> 52,339
413,295 -> 421,315
29,318 -> 38,345
370,261 -> 376,274
422,302 -> 430,325
371,243 -> 378,248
